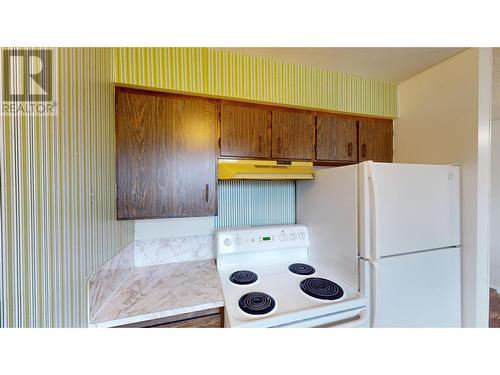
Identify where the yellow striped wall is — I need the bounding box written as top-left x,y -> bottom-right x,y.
0,48 -> 134,327
114,48 -> 398,118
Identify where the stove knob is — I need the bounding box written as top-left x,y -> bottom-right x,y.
298,232 -> 305,240
223,238 -> 232,247
279,233 -> 287,241
235,237 -> 242,246
290,233 -> 297,241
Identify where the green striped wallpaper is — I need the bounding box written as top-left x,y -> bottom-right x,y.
114,48 -> 398,118
0,48 -> 134,327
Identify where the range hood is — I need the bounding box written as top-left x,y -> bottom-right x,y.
218,159 -> 314,180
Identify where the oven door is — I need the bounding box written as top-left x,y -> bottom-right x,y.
271,307 -> 369,328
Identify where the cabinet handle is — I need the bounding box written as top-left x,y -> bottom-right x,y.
361,144 -> 367,158
277,137 -> 282,155
258,136 -> 263,154
205,184 -> 209,203
347,142 -> 353,157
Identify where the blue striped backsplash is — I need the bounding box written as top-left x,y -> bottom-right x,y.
215,180 -> 296,228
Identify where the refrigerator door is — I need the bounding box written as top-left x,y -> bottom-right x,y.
363,247 -> 462,327
359,162 -> 460,259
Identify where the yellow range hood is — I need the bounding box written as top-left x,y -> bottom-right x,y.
218,159 -> 315,180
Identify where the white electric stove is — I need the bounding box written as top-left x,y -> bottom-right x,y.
216,225 -> 368,328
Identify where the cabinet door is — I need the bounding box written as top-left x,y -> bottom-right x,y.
220,102 -> 271,158
271,109 -> 315,160
164,96 -> 217,217
358,118 -> 393,162
316,114 -> 357,161
116,89 -> 170,219
115,89 -> 217,220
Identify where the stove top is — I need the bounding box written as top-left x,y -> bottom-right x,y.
218,257 -> 364,327
216,225 -> 367,327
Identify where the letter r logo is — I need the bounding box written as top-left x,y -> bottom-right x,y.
2,49 -> 53,102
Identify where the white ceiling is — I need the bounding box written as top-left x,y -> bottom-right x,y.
220,48 -> 468,83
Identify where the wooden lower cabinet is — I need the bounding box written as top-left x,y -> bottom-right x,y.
154,313 -> 222,328
117,307 -> 224,328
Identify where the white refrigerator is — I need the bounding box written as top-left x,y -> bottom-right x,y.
296,161 -> 462,327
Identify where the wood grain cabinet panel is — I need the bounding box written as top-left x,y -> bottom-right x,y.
358,118 -> 393,162
154,313 -> 221,328
220,101 -> 271,158
116,90 -> 170,219
164,96 -> 217,217
115,88 -> 217,220
271,109 -> 315,160
117,308 -> 224,328
316,114 -> 358,162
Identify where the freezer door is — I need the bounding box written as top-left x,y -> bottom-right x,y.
359,162 -> 460,259
366,247 -> 462,327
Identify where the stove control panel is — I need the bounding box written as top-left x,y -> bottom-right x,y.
216,225 -> 310,255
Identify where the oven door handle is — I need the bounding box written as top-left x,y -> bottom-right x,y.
322,308 -> 369,328
272,306 -> 368,328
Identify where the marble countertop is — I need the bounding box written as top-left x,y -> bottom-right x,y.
89,259 -> 224,328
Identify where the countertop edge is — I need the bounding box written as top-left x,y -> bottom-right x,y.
89,300 -> 225,328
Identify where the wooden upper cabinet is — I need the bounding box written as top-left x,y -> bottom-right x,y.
358,118 -> 393,162
164,96 -> 217,217
220,102 -> 271,158
115,88 -> 217,220
115,86 -> 395,221
316,114 -> 358,162
116,89 -> 168,219
271,109 -> 315,160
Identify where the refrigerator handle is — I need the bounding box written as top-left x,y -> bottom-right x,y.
367,162 -> 379,261
369,259 -> 379,327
